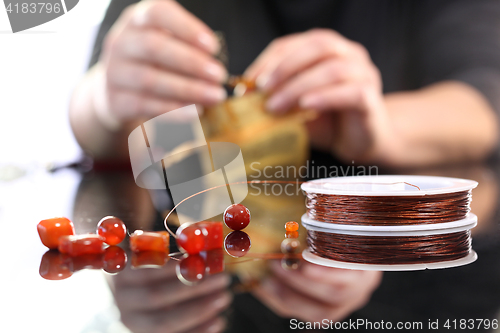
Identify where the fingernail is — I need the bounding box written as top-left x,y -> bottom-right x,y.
266,94 -> 286,113
198,32 -> 219,54
205,63 -> 227,82
256,73 -> 275,91
300,95 -> 321,109
205,87 -> 227,104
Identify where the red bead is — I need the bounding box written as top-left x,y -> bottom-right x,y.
39,251 -> 72,280
176,224 -> 207,255
224,231 -> 251,258
178,254 -> 206,283
37,217 -> 75,249
58,234 -> 105,256
103,246 -> 127,273
197,221 -> 223,251
200,248 -> 224,275
131,251 -> 168,268
285,221 -> 299,232
130,231 -> 170,253
97,216 -> 127,245
223,204 -> 251,231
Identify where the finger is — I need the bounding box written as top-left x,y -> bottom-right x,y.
300,82 -> 378,112
107,61 -> 227,105
113,29 -> 227,83
115,273 -> 231,312
183,317 -> 227,333
259,30 -> 363,92
254,277 -> 349,323
269,261 -> 356,305
122,291 -> 232,333
131,0 -> 220,54
107,88 -> 189,119
244,33 -> 304,83
266,59 -> 364,113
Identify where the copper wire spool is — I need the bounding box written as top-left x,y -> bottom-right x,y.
307,230 -> 472,265
301,176 -> 478,268
305,190 -> 471,226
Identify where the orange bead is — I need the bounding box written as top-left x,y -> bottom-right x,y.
285,231 -> 299,239
130,231 -> 170,253
58,234 -> 105,256
97,216 -> 127,245
285,221 -> 299,232
37,217 -> 75,249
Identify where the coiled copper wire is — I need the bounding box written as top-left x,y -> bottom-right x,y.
305,190 -> 471,226
307,230 -> 472,264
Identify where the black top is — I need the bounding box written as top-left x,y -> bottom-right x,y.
90,0 -> 500,117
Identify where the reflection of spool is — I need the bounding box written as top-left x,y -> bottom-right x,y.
301,175 -> 478,271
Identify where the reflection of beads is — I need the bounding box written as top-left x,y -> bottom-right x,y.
223,204 -> 251,230
103,246 -> 127,273
281,238 -> 300,254
224,231 -> 251,257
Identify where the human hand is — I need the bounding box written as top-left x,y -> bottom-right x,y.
92,0 -> 228,125
253,260 -> 382,322
245,29 -> 397,163
110,261 -> 231,333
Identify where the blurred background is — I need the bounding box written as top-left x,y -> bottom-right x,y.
0,1 -> 111,167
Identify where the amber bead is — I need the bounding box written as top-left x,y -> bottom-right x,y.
37,217 -> 75,249
39,251 -> 72,280
130,231 -> 170,253
103,246 -> 127,273
285,221 -> 299,232
58,234 -> 105,256
97,216 -> 127,245
223,204 -> 251,231
224,231 -> 251,258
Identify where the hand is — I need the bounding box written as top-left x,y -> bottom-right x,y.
110,261 -> 232,333
93,0 -> 228,124
253,260 -> 382,322
245,29 -> 397,163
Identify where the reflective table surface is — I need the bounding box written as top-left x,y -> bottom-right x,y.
3,162 -> 500,333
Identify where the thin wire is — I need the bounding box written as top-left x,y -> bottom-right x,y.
163,180 -> 307,238
163,180 -> 423,237
305,190 -> 471,226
